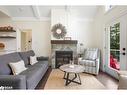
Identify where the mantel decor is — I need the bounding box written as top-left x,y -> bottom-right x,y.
0,26 -> 13,31
64,37 -> 71,40
51,23 -> 67,39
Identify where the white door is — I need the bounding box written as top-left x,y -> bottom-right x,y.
21,30 -> 32,52
104,14 -> 127,79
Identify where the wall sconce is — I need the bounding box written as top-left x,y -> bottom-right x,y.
79,43 -> 84,54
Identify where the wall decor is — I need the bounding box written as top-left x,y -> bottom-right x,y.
64,37 -> 71,40
51,23 -> 67,39
0,43 -> 5,49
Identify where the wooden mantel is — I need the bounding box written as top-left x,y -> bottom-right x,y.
51,40 -> 78,44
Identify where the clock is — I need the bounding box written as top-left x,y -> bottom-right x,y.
51,23 -> 67,39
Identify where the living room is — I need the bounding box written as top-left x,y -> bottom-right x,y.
0,4 -> 127,92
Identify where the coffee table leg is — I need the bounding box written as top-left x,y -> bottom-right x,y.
64,72 -> 82,86
77,73 -> 81,85
63,71 -> 66,79
65,73 -> 69,86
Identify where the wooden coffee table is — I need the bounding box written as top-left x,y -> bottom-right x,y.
59,64 -> 84,86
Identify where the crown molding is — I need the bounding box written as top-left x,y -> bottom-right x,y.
11,17 -> 50,21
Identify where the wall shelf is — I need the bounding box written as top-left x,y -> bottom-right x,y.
0,30 -> 16,32
0,36 -> 16,38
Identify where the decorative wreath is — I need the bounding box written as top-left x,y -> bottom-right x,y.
51,23 -> 67,39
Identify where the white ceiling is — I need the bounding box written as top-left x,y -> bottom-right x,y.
0,6 -> 99,20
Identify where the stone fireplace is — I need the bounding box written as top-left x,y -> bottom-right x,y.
51,40 -> 78,68
55,51 -> 73,68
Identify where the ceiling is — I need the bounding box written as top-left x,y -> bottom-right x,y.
0,6 -> 99,20
0,11 -> 10,18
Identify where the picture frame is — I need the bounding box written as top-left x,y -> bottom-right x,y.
64,37 -> 71,40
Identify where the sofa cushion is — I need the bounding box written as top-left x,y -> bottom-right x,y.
19,50 -> 35,65
0,52 -> 22,75
19,61 -> 48,89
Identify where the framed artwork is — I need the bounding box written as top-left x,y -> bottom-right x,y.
64,37 -> 71,40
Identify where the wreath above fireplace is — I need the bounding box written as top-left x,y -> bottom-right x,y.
51,23 -> 67,39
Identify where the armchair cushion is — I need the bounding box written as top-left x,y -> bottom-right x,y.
79,60 -> 96,67
83,48 -> 98,60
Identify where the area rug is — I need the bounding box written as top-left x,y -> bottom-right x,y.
44,69 -> 106,89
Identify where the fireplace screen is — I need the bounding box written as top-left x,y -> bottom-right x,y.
55,51 -> 73,68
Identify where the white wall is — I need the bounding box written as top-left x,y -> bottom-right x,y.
51,9 -> 69,40
93,6 -> 105,71
0,18 -> 51,56
68,18 -> 95,53
13,21 -> 51,56
51,9 -> 96,53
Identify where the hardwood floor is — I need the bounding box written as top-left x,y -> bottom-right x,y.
36,67 -> 118,89
95,72 -> 118,89
35,67 -> 52,89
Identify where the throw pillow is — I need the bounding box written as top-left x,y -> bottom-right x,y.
30,56 -> 38,65
9,60 -> 27,75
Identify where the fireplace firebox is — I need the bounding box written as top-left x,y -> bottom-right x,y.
55,51 -> 73,68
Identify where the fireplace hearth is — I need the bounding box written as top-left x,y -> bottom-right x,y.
55,51 -> 73,68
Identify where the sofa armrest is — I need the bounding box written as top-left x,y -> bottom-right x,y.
37,56 -> 49,61
0,75 -> 26,89
118,75 -> 127,89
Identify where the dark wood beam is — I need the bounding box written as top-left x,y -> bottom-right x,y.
51,40 -> 78,44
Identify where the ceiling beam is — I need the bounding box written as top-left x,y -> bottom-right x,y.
0,6 -> 11,18
31,6 -> 41,19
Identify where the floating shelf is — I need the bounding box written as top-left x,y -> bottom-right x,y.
0,30 -> 16,32
0,36 -> 16,38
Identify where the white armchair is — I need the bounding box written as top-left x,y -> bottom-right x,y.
78,48 -> 100,75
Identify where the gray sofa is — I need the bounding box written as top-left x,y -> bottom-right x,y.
0,50 -> 49,89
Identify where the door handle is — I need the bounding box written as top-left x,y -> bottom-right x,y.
123,48 -> 126,51
120,52 -> 126,55
122,52 -> 126,55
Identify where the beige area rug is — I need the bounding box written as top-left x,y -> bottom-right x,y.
44,69 -> 106,89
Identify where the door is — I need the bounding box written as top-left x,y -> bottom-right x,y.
104,15 -> 127,79
21,30 -> 32,51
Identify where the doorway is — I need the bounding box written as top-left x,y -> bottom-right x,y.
21,29 -> 32,51
104,14 -> 127,79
